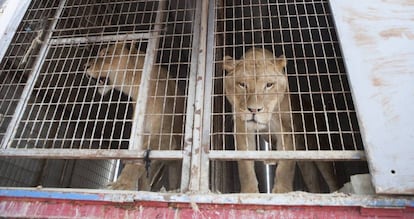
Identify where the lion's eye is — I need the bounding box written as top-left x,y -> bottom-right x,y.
266,83 -> 274,89
238,82 -> 247,89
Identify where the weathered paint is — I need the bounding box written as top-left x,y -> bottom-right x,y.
0,196 -> 413,218
1,188 -> 413,218
330,0 -> 414,194
1,188 -> 413,207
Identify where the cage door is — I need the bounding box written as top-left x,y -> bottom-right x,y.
330,0 -> 414,195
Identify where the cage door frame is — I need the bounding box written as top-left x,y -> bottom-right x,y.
1,0 -> 68,150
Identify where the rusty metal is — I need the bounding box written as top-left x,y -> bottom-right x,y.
1,193 -> 413,218
0,149 -> 183,160
180,1 -> 201,192
131,0 -> 166,151
187,0 -> 210,193
0,188 -> 413,207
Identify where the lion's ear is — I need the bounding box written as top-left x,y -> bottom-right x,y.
223,56 -> 236,72
275,55 -> 287,69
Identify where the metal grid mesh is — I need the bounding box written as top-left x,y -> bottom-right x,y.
10,41 -> 141,150
0,0 -> 193,154
53,1 -> 160,38
0,0 -> 195,189
0,0 -> 61,146
0,158 -> 43,186
209,0 -> 364,155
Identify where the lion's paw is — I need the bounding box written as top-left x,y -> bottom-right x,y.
272,184 -> 292,193
240,185 -> 260,193
107,179 -> 137,190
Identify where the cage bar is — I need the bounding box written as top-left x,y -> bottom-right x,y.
1,0 -> 67,150
208,0 -> 365,158
0,0 -> 196,191
130,0 -> 166,152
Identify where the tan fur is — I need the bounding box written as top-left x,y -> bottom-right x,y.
84,42 -> 183,190
223,47 -> 338,193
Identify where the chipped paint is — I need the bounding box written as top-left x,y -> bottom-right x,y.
371,76 -> 389,87
2,197 -> 411,219
380,28 -> 414,40
1,188 -> 413,207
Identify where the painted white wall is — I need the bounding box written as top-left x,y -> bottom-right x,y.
330,0 -> 414,194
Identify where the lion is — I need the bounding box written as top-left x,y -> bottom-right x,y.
223,47 -> 339,193
84,42 -> 183,191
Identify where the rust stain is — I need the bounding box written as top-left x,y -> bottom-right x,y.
344,6 -> 388,22
380,28 -> 414,40
354,31 -> 374,46
371,76 -> 389,87
381,96 -> 391,110
342,7 -> 376,46
372,54 -> 413,76
388,115 -> 400,123
381,0 -> 414,6
377,94 -> 397,123
202,143 -> 210,152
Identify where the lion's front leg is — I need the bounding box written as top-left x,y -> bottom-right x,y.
297,161 -> 321,193
272,125 -> 295,193
237,160 -> 259,193
235,126 -> 259,193
107,163 -> 145,190
272,160 -> 295,193
315,161 -> 339,192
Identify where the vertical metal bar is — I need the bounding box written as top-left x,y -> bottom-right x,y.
256,135 -> 274,194
1,0 -> 68,149
199,0 -> 214,192
187,0 -> 210,192
180,2 -> 201,191
130,0 -> 166,151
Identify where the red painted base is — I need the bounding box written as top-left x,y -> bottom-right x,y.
1,197 -> 413,218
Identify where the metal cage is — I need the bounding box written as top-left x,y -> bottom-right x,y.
203,0 -> 367,193
0,0 -> 370,193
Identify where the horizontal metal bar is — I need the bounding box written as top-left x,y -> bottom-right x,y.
0,188 -> 412,207
0,149 -> 183,160
0,149 -> 365,161
49,33 -> 151,45
209,151 -> 366,161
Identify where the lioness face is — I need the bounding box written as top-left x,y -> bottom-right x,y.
84,43 -> 132,96
223,48 -> 287,131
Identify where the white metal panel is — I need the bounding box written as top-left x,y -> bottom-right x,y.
330,0 -> 414,194
0,0 -> 32,61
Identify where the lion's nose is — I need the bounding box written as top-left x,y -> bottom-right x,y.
247,107 -> 263,113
